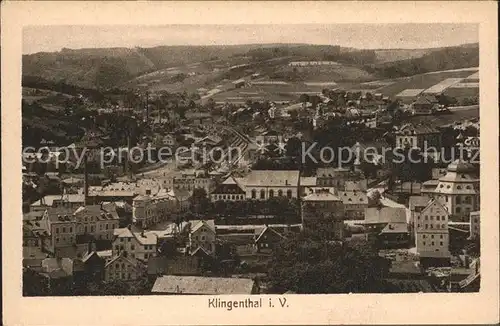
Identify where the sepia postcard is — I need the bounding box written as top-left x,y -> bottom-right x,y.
2,1 -> 499,325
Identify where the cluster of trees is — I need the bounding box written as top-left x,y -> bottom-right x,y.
267,234 -> 389,294
366,44 -> 479,79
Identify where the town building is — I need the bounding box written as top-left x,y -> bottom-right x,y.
432,160 -> 480,218
315,167 -> 363,190
210,176 -> 246,202
469,211 -> 480,241
339,190 -> 369,220
188,220 -> 216,256
112,227 -> 158,261
408,195 -> 432,241
243,170 -> 300,200
301,189 -> 345,240
410,96 -> 439,115
132,189 -> 179,228
255,129 -> 282,146
414,199 -> 451,264
363,207 -> 409,248
253,226 -> 286,253
103,253 -> 146,282
73,205 -> 121,241
30,194 -> 85,212
394,123 -> 441,150
151,275 -> 258,294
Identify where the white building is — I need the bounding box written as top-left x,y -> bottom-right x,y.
415,199 -> 450,258
433,160 -> 480,218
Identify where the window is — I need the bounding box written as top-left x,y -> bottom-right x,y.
424,216 -> 428,220
251,190 -> 256,199
115,245 -> 119,251
441,224 -> 445,229
431,241 -> 435,246
131,245 -> 135,250
128,238 -> 131,242
436,216 -> 440,221
278,190 -> 283,196
423,235 -> 426,238
69,227 -> 72,233
430,224 -> 433,229
431,235 -> 434,239
440,242 -> 443,246
56,228 -> 59,234
456,196 -> 462,204
456,207 -> 461,214
430,216 -> 433,221
105,224 -> 109,230
260,190 -> 265,199
269,190 -> 274,198
62,227 -> 66,233
423,241 -> 426,246
201,236 -> 205,241
425,224 -> 428,229
440,235 -> 443,239
287,190 -> 293,198
100,224 -> 103,230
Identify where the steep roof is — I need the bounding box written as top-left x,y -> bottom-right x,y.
409,196 -> 432,211
364,207 -> 407,224
339,191 -> 368,205
151,275 -> 255,294
255,226 -> 286,243
243,170 -> 300,187
190,220 -> 216,234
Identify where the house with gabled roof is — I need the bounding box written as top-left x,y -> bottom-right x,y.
188,219 -> 216,256
414,199 -> 451,266
104,252 -> 145,282
112,226 -> 158,262
253,226 -> 286,253
210,176 -> 246,202
362,206 -> 409,248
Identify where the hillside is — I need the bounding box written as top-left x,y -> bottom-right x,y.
22,43 -> 479,91
366,44 -> 479,78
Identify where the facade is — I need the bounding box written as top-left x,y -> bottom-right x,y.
432,160 -> 480,218
394,123 -> 441,150
469,211 -> 480,240
210,176 -> 246,202
408,195 -> 432,240
410,96 -> 439,115
316,167 -> 363,190
112,227 -> 158,261
301,189 -> 345,240
189,220 -> 216,256
414,199 -> 450,258
104,253 -> 145,282
339,190 -> 368,220
132,189 -> 179,228
254,226 -> 285,253
38,205 -> 120,254
363,207 -> 408,247
243,170 -> 300,200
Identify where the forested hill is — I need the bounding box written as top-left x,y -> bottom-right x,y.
365,43 -> 479,78
22,43 -> 479,90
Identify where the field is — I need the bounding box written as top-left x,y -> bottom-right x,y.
271,64 -> 377,82
374,69 -> 479,97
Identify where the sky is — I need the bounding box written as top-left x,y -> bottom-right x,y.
23,24 -> 478,54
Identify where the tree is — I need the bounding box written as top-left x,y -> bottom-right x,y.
268,235 -> 387,294
299,94 -> 310,106
190,188 -> 210,214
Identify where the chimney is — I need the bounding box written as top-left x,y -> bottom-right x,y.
83,152 -> 89,206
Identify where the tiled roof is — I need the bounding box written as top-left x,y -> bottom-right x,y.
255,226 -> 285,243
31,194 -> 85,207
380,222 -> 409,234
243,170 -> 300,187
299,177 -> 317,187
190,220 -> 216,234
339,191 -> 368,205
303,191 -> 341,202
409,196 -> 431,211
151,275 -> 255,294
364,207 -> 407,224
